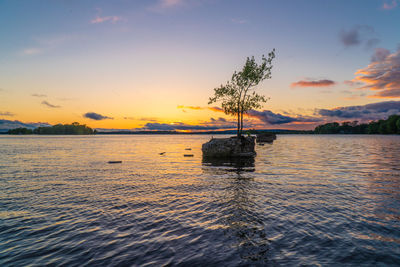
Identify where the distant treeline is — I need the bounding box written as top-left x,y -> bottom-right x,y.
314,115 -> 400,134
8,122 -> 96,135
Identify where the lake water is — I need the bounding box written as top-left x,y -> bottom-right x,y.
1,135 -> 400,266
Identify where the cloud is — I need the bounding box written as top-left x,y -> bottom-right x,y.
317,101 -> 400,120
148,0 -> 189,12
20,34 -> 77,57
231,18 -> 247,24
210,117 -> 227,122
153,0 -> 183,9
371,47 -> 391,62
383,0 -> 398,10
291,79 -> 336,88
32,93 -> 47,97
21,48 -> 41,55
0,119 -> 51,132
343,80 -> 363,87
91,16 -> 122,24
143,122 -> 233,131
247,110 -> 321,125
178,105 -> 320,125
339,25 -> 379,48
177,105 -> 224,112
0,111 -> 15,117
159,0 -> 183,8
41,101 -> 61,108
83,112 -> 113,120
353,47 -> 400,98
91,8 -> 122,24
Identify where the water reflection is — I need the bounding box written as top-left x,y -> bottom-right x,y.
202,157 -> 255,173
2,135 -> 400,265
202,156 -> 271,263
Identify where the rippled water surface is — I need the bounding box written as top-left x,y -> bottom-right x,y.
1,135 -> 400,266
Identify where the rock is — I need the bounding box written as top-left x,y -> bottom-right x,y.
256,132 -> 276,143
202,136 -> 256,158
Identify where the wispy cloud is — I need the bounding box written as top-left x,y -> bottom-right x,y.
382,0 -> 398,10
353,47 -> 400,98
148,0 -> 189,12
343,80 -> 363,87
156,0 -> 183,8
83,112 -> 113,120
291,79 -> 336,88
21,48 -> 41,56
339,25 -> 379,49
41,101 -> 61,108
32,93 -> 47,97
21,34 -> 77,57
91,8 -> 122,24
0,111 -> 15,117
177,105 -> 224,112
231,18 -> 247,24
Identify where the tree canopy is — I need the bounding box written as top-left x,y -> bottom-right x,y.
208,50 -> 276,137
314,115 -> 400,134
33,122 -> 95,135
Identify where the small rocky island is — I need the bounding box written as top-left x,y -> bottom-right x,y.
202,136 -> 256,157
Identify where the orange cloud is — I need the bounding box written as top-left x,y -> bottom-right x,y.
177,105 -> 223,112
354,48 -> 400,98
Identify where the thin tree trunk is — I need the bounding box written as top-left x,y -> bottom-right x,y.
240,110 -> 243,135
237,107 -> 240,138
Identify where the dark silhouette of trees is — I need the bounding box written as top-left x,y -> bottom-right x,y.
314,115 -> 400,134
33,122 -> 95,135
7,128 -> 33,134
6,122 -> 96,135
208,50 -> 276,137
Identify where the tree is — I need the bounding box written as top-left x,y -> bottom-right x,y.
387,115 -> 400,134
397,118 -> 400,134
208,49 -> 275,137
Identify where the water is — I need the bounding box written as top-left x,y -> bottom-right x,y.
1,135 -> 400,266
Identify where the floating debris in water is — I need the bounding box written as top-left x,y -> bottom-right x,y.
159,152 -> 166,155
108,161 -> 122,164
184,154 -> 194,157
185,148 -> 192,150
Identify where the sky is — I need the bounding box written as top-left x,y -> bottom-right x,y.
1,0 -> 400,131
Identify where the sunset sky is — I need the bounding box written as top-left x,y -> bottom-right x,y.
1,0 -> 400,131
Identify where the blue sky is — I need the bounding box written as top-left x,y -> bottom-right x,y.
0,0 -> 399,130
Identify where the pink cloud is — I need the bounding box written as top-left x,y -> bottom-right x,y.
91,8 -> 122,24
291,79 -> 336,88
383,0 -> 397,10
